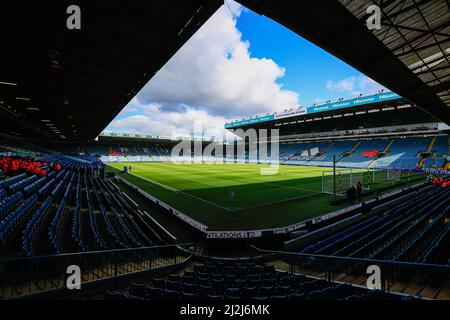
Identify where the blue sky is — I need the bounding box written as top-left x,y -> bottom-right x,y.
106,2 -> 384,138
236,8 -> 380,105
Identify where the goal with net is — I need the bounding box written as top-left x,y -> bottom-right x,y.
321,168 -> 367,195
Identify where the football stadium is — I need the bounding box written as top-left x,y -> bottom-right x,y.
0,0 -> 449,307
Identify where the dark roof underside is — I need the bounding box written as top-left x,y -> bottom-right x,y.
0,0 -> 222,141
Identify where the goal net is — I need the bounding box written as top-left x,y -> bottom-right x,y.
322,168 -> 425,195
367,168 -> 420,185
321,169 -> 366,195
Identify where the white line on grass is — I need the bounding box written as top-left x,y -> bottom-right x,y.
122,167 -> 322,213
114,164 -> 324,213
255,180 -> 321,194
125,169 -> 318,212
231,193 -> 318,212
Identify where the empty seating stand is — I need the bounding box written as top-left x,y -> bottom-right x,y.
0,155 -> 167,257
278,136 -> 448,170
301,184 -> 450,264
105,261 -> 405,301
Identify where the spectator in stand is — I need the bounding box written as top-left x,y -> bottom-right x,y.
11,159 -> 19,175
346,186 -> 357,205
346,187 -> 352,205
432,177 -> 440,187
27,161 -> 35,173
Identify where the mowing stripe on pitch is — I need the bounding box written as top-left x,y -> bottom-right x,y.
127,172 -> 238,211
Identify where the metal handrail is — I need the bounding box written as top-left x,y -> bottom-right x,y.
250,245 -> 450,272
0,243 -> 193,262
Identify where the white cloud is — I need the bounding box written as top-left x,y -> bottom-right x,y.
138,3 -> 299,117
107,1 -> 299,138
326,75 -> 386,96
110,100 -> 232,139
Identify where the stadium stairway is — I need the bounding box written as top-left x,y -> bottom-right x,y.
426,136 -> 437,153
336,141 -> 362,163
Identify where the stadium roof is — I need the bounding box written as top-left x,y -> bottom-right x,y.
237,0 -> 450,124
227,98 -> 440,137
1,0 -> 448,143
225,91 -> 404,129
0,0 -> 222,141
99,131 -> 223,143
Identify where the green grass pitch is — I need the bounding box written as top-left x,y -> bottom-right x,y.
107,162 -> 423,231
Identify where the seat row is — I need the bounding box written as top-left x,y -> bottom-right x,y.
105,263 -> 405,301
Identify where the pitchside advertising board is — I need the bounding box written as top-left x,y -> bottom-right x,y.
225,91 -> 402,129
206,231 -> 263,239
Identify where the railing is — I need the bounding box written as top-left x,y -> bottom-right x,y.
0,243 -> 192,299
250,245 -> 450,299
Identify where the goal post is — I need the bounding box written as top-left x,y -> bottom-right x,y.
322,166 -> 426,195
364,167 -> 422,186
371,168 -> 406,184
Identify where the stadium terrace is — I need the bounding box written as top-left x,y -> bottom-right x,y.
0,0 -> 449,306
